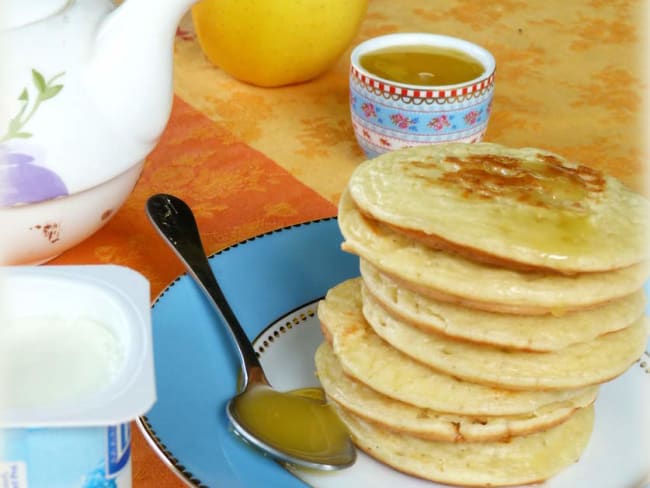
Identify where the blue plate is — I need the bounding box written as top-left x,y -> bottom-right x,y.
138,218 -> 359,488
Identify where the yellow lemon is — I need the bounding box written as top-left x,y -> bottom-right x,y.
191,0 -> 368,87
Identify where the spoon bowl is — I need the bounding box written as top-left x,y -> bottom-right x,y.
146,193 -> 356,471
228,383 -> 354,469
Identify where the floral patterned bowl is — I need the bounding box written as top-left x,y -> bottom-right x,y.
349,33 -> 495,158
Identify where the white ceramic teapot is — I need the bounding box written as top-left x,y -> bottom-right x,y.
0,0 -> 197,264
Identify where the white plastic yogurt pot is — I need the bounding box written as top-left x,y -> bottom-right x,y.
0,265 -> 156,488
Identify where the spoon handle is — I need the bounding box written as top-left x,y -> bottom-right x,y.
146,193 -> 265,388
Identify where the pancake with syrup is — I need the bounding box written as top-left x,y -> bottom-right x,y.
338,189 -> 648,315
360,279 -> 649,390
318,279 -> 598,416
334,403 -> 595,487
315,342 -> 597,442
360,259 -> 647,351
347,143 -> 649,274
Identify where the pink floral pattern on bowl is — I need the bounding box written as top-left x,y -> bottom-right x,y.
349,33 -> 496,158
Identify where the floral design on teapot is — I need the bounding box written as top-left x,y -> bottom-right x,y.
1,69 -> 65,143
0,69 -> 69,207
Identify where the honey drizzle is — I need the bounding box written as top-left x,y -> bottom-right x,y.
402,153 -> 608,260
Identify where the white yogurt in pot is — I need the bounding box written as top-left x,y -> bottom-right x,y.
0,316 -> 123,410
0,265 -> 156,488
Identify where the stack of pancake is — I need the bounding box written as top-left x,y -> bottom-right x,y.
314,143 -> 649,486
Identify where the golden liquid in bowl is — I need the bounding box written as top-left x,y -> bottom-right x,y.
359,45 -> 485,86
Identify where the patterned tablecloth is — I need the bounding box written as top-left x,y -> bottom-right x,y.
48,0 -> 647,485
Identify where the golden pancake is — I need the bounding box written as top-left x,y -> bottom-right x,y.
360,259 -> 647,351
318,279 -> 598,416
335,403 -> 595,487
361,280 -> 649,390
348,143 -> 649,273
339,189 -> 649,314
315,342 -> 597,442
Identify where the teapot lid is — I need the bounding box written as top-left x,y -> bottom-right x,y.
1,0 -> 70,30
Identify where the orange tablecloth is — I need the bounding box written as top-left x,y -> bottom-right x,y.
48,0 -> 647,486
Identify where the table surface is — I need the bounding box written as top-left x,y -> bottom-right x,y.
48,0 -> 647,486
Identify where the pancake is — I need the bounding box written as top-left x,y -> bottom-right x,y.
360,259 -> 647,351
335,403 -> 595,487
347,143 -> 649,273
315,342 -> 597,442
361,280 -> 649,390
339,189 -> 649,315
318,279 -> 598,416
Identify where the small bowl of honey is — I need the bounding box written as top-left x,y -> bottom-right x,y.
349,32 -> 495,157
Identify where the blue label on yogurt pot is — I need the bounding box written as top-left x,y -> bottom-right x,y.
82,461 -> 116,488
2,425 -> 130,487
106,424 -> 130,477
0,461 -> 28,488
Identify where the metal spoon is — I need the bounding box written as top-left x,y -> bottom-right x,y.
146,193 -> 356,471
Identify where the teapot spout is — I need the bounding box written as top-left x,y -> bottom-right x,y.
86,0 -> 198,145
